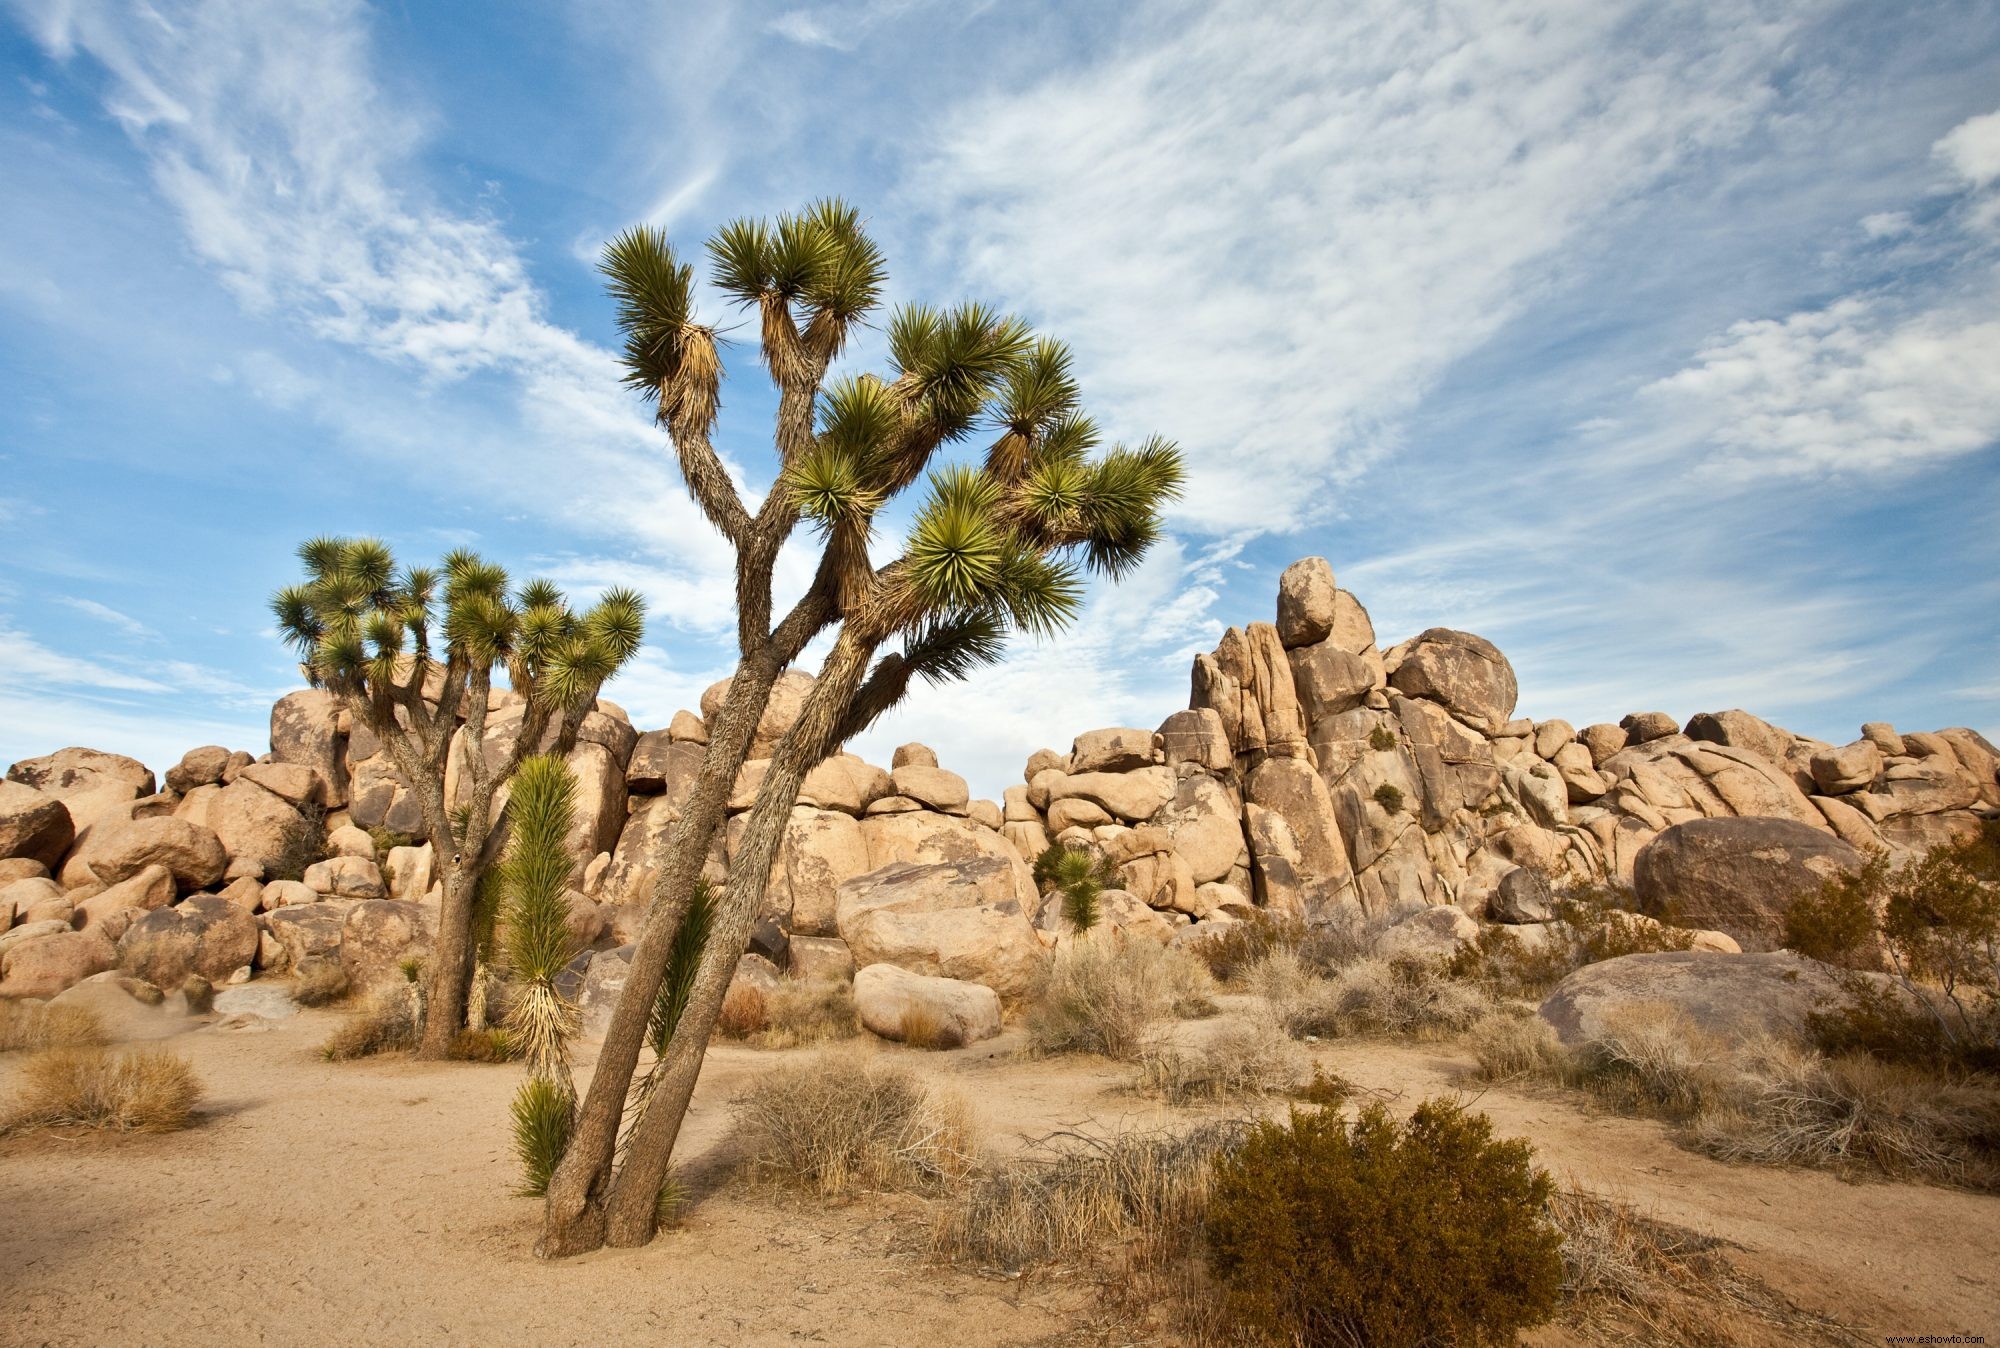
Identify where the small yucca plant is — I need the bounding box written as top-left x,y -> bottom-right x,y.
1035,842 -> 1116,931
500,754 -> 583,1195
511,1074 -> 576,1196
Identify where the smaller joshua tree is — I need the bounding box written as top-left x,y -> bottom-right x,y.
272,539 -> 644,1058
504,755 -> 582,1194
1035,842 -> 1117,931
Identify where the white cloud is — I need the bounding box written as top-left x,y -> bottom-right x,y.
1935,108 -> 2000,188
0,622 -> 169,693
913,0 -> 1810,536
57,596 -> 159,640
14,0 -> 741,614
1641,292 -> 2000,477
1860,211 -> 1913,238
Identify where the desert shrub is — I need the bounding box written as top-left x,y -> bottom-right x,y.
1251,950 -> 1492,1040
1205,1099 -> 1563,1348
266,801 -> 329,883
1784,856 -> 1884,968
319,986 -> 418,1061
1566,1004 -> 1734,1120
1368,723 -> 1398,752
1372,782 -> 1405,813
1135,1016 -> 1306,1103
2,1046 -> 202,1134
1026,935 -> 1218,1058
290,958 -> 351,1007
0,1000 -> 106,1053
898,1003 -> 963,1051
714,982 -> 769,1039
1558,882 -> 1695,963
1034,840 -> 1117,931
932,1120 -> 1247,1271
731,1051 -> 976,1196
447,1027 -> 518,1062
1691,1043 -> 2000,1189
510,1073 -> 574,1196
1444,924 -> 1576,998
1467,1011 -> 1570,1082
368,826 -> 417,856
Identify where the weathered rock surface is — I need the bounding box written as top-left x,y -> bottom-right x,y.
1633,817 -> 1861,952
118,893 -> 260,987
1388,629 -> 1517,730
835,858 -> 1044,999
82,817 -> 228,892
1538,951 -> 1847,1048
0,780 -> 74,869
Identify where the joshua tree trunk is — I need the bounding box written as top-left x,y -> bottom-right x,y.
599,628 -> 875,1246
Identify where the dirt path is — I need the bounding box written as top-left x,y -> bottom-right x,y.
1,1003 -> 1994,1346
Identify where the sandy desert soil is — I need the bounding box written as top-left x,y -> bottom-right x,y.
1,999 -> 1995,1347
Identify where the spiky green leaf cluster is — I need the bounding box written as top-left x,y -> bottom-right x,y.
649,880 -> 718,1056
271,538 -> 644,714
1033,842 -> 1116,932
707,198 -> 886,356
511,1074 -> 576,1196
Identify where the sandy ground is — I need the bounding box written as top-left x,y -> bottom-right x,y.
2,997 -> 1995,1348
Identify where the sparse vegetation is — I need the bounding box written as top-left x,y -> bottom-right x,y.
2,1046 -> 202,1134
448,1027 -> 518,1062
1205,1099 -> 1564,1348
715,978 -> 858,1049
731,1052 -> 977,1197
1467,1011 -> 1570,1081
1249,949 -> 1491,1039
290,958 -> 351,1007
0,1000 -> 106,1053
267,801 -> 329,884
1193,907 -> 1378,985
1135,1016 -> 1305,1102
1368,723 -> 1398,752
897,1003 -> 963,1051
368,827 -> 417,856
511,1074 -> 575,1196
319,986 -> 419,1061
1025,935 -> 1218,1058
1371,782 -> 1405,813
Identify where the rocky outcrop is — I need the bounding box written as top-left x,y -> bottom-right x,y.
1538,951 -> 1850,1048
835,858 -> 1044,1000
853,963 -> 1002,1044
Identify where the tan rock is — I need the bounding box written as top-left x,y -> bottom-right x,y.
668,709 -> 707,743
727,758 -> 771,813
303,856 -> 387,902
798,754 -> 892,816
270,690 -> 348,807
891,742 -> 939,770
858,812 -> 1036,904
853,963 -> 1001,1044
1151,774 -> 1247,884
784,809 -> 872,936
1619,711 -> 1679,744
835,858 -> 1045,999
1068,727 -> 1156,774
1578,723 -> 1628,766
385,844 -> 434,905
339,899 -> 436,988
1809,740 -> 1881,795
788,935 -> 855,983
890,763 -> 970,814
118,893 -> 260,987
165,745 -> 233,794
1047,796 -> 1114,833
863,794 -> 924,816
1387,629 -> 1517,730
1275,556 -> 1339,648
1048,767 -> 1174,824
0,780 -> 74,869
1156,708 -> 1232,772
206,778 -> 305,876
1246,757 -> 1350,902
80,816 -> 227,892
1023,748 -> 1068,780
237,761 -> 325,806
1860,722 -> 1904,757
626,732 -> 704,802
1633,817 -> 1861,952
0,929 -> 117,999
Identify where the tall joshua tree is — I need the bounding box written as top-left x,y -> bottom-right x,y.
538,201 -> 1183,1255
273,541 -> 644,1058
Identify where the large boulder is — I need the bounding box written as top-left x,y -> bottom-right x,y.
858,812 -> 1036,905
270,690 -> 348,807
853,963 -> 1001,1045
835,857 -> 1046,999
889,764 -> 970,814
206,778 -> 306,876
783,808 -> 872,936
304,856 -> 388,901
702,670 -> 815,758
798,754 -> 892,816
1156,709 -> 1232,772
1809,741 -> 1881,795
1192,623 -> 1308,760
574,945 -> 633,1039
1246,757 -> 1350,904
260,904 -> 349,973
165,745 -> 233,795
6,746 -> 155,805
1151,774 -> 1249,885
346,754 -> 425,836
597,795 -> 685,908
1048,768 -> 1175,824
1275,556 -> 1339,649
1376,905 -> 1478,962
1683,709 -> 1792,766
81,816 -> 228,892
625,733 -> 705,805
72,864 -> 176,940
1538,951 -> 1848,1048
118,893 -> 260,987
1387,629 -> 1517,730
0,929 -> 117,999
339,900 -> 436,987
1069,728 -> 1156,774
1288,642 -> 1375,722
1632,817 -> 1861,953
0,780 -> 74,869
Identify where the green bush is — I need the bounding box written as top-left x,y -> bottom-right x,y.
1368,724 -> 1398,752
1206,1099 -> 1563,1347
511,1075 -> 575,1195
1033,841 -> 1116,931
1372,782 -> 1405,814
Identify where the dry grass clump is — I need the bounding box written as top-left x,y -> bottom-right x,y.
1548,1188 -> 1853,1345
714,978 -> 858,1048
1248,950 -> 1492,1040
731,1051 -> 977,1197
1195,908 -> 1379,984
1025,935 -> 1218,1059
319,986 -> 418,1061
290,958 -> 351,1008
1467,1011 -> 1570,1081
897,1004 -> 964,1051
1690,1044 -> 2000,1190
0,1000 -> 107,1053
2,1046 -> 202,1134
1135,1016 -> 1306,1103
1570,1004 -> 1736,1118
931,1120 -> 1247,1271
445,1027 -> 519,1062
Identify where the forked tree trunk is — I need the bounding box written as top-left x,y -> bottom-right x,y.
599,630 -> 874,1246
536,656 -> 781,1256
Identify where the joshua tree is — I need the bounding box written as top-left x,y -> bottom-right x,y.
538,201 -> 1183,1254
502,754 -> 582,1193
1035,841 -> 1117,931
272,540 -> 644,1058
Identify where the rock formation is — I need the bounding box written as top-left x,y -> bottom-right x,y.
3,558 -> 1995,1030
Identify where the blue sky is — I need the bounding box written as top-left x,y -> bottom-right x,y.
2,0 -> 1997,799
